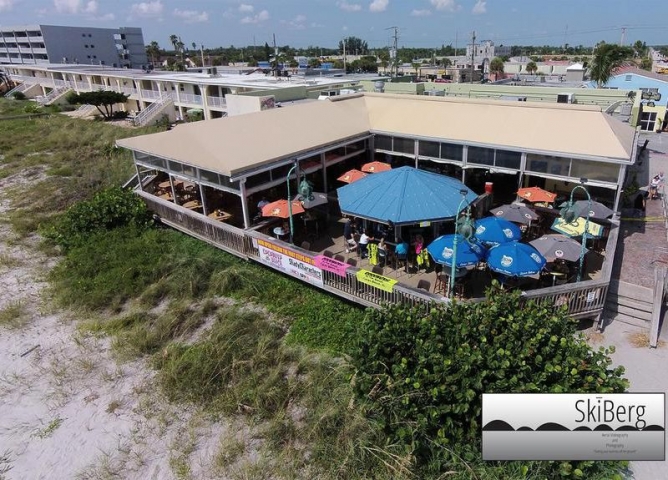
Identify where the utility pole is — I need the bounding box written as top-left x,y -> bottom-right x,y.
470,30 -> 476,84
273,33 -> 278,77
200,44 -> 205,68
343,38 -> 346,73
620,27 -> 626,46
455,31 -> 458,57
386,26 -> 399,77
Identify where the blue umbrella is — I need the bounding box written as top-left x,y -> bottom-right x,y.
487,241 -> 546,277
426,234 -> 486,267
474,216 -> 522,246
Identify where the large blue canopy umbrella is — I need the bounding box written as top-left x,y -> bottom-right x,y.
486,241 -> 546,277
337,166 -> 478,225
426,234 -> 487,267
474,216 -> 522,246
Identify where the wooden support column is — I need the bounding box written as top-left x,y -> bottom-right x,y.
649,265 -> 666,348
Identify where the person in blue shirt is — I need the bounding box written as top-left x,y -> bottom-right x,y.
395,238 -> 408,256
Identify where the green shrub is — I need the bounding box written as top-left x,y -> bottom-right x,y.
23,102 -> 40,113
12,91 -> 26,100
65,91 -> 79,105
352,284 -> 629,478
45,187 -> 153,251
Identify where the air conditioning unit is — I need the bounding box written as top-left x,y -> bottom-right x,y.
556,93 -> 574,104
206,67 -> 218,77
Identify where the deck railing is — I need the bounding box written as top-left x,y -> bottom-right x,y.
136,188 -> 619,319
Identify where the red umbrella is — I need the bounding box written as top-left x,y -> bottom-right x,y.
517,186 -> 557,204
261,199 -> 305,218
337,169 -> 368,183
361,161 -> 392,173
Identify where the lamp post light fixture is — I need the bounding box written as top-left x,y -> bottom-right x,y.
449,189 -> 474,298
559,179 -> 591,283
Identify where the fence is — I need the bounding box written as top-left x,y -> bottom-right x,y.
138,190 -> 619,318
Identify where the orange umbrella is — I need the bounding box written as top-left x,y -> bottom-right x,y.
517,186 -> 557,204
361,161 -> 392,173
337,169 -> 368,183
261,199 -> 305,218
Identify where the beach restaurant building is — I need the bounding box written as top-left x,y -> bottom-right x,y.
117,93 -> 637,319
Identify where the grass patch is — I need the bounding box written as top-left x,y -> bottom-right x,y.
0,301 -> 28,329
34,417 -> 63,439
0,252 -> 22,269
627,331 -> 666,348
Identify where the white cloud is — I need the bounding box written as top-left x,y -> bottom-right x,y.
91,12 -> 115,21
369,0 -> 388,12
342,25 -> 348,31
337,1 -> 361,12
282,14 -> 306,30
472,0 -> 486,14
0,0 -> 14,12
54,0 -> 96,14
238,4 -> 254,13
240,9 -> 269,24
411,9 -> 431,16
129,1 -> 163,18
310,22 -> 324,28
173,8 -> 208,23
430,0 -> 460,12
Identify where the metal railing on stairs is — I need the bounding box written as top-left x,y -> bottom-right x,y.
133,94 -> 174,127
4,82 -> 29,98
37,87 -> 69,105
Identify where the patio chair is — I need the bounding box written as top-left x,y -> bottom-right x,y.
347,258 -> 357,267
433,273 -> 448,295
323,250 -> 334,258
334,254 -> 345,263
417,279 -> 431,292
372,265 -> 383,275
394,253 -> 408,277
300,241 -> 311,251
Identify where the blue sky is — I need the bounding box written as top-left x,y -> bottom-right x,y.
1,0 -> 666,49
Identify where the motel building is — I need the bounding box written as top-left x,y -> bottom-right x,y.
2,63 -> 371,125
115,92 -> 637,323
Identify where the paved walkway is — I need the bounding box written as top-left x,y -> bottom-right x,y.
601,137 -> 668,479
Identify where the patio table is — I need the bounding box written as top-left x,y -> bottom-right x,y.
183,200 -> 202,210
208,210 -> 232,222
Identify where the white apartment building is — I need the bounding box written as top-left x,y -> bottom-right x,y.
0,25 -> 147,69
466,40 -> 511,63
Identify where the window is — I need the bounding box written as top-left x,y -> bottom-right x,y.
82,33 -> 86,37
441,143 -> 463,162
393,137 -> 414,154
526,154 -> 571,177
418,140 -> 440,158
467,146 -> 495,166
90,45 -> 94,48
92,55 -> 97,59
88,34 -> 92,37
375,135 -> 392,151
639,111 -> 658,131
570,160 -> 619,183
84,45 -> 88,48
495,150 -> 521,170
625,75 -> 632,81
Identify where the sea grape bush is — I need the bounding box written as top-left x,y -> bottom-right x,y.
352,284 -> 629,477
47,187 -> 153,251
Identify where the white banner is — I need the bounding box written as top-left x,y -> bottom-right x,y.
256,239 -> 324,287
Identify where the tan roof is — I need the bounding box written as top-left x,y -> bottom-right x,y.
117,96 -> 370,177
363,93 -> 634,161
118,92 -> 636,178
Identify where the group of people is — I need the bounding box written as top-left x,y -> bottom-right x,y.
343,217 -> 427,270
649,172 -> 665,200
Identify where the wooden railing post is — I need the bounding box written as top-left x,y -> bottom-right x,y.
649,265 -> 667,348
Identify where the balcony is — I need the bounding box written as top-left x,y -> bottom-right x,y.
140,89 -> 161,99
178,92 -> 203,105
28,36 -> 43,42
206,96 -> 226,108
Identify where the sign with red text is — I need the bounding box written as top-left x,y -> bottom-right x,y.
257,239 -> 324,287
314,255 -> 349,277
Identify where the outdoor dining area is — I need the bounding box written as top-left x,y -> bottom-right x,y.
145,158 -> 614,302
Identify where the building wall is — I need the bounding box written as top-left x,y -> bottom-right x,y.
0,24 -> 146,68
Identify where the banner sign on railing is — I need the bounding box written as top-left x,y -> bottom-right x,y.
257,239 -> 324,287
356,269 -> 397,293
314,255 -> 349,277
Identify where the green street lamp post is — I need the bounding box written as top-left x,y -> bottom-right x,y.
559,180 -> 591,283
449,189 -> 474,298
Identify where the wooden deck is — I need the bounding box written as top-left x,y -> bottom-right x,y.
136,189 -> 619,321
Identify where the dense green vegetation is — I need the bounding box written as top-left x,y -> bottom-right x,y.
1,98 -> 630,478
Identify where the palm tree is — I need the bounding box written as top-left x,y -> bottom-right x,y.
412,62 -> 421,79
0,70 -> 13,94
146,41 -> 160,66
490,57 -> 504,81
525,61 -> 538,75
589,43 -> 634,87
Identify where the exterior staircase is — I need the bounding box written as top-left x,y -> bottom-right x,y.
36,87 -> 71,105
4,82 -> 29,98
603,279 -> 653,328
70,104 -> 98,118
133,94 -> 174,127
